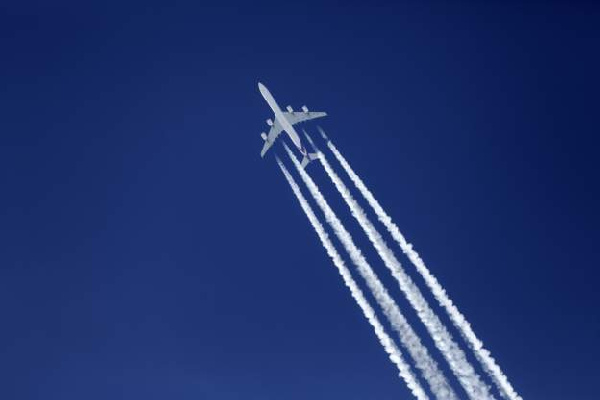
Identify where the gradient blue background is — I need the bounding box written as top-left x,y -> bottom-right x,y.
1,1 -> 599,399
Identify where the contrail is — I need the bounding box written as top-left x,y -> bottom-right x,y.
283,144 -> 458,400
276,158 -> 428,400
303,133 -> 494,400
318,127 -> 522,400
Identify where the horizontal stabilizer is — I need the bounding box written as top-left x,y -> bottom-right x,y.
300,152 -> 319,169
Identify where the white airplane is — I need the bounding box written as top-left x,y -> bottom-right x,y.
258,82 -> 327,167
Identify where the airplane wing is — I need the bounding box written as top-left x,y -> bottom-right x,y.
260,111 -> 327,157
283,111 -> 327,126
260,119 -> 283,157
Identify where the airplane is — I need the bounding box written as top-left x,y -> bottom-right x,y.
258,82 -> 327,167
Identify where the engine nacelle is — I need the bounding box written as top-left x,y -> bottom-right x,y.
302,105 -> 309,113
260,132 -> 268,141
266,118 -> 273,126
286,105 -> 293,112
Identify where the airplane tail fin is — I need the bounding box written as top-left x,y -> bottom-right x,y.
301,152 -> 319,169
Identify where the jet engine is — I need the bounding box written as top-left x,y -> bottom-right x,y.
266,118 -> 273,126
260,132 -> 268,141
286,105 -> 293,112
302,105 -> 309,113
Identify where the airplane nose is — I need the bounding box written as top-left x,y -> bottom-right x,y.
257,82 -> 268,97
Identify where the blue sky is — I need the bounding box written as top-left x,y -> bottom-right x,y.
1,1 -> 599,399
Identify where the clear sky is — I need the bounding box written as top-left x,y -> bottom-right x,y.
1,1 -> 599,399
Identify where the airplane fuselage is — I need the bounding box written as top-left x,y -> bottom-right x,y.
258,83 -> 307,155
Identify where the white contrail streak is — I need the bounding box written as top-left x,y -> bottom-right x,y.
319,128 -> 522,400
276,158 -> 428,400
283,145 -> 458,400
303,134 -> 494,400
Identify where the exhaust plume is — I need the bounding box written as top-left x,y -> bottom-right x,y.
284,144 -> 458,400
